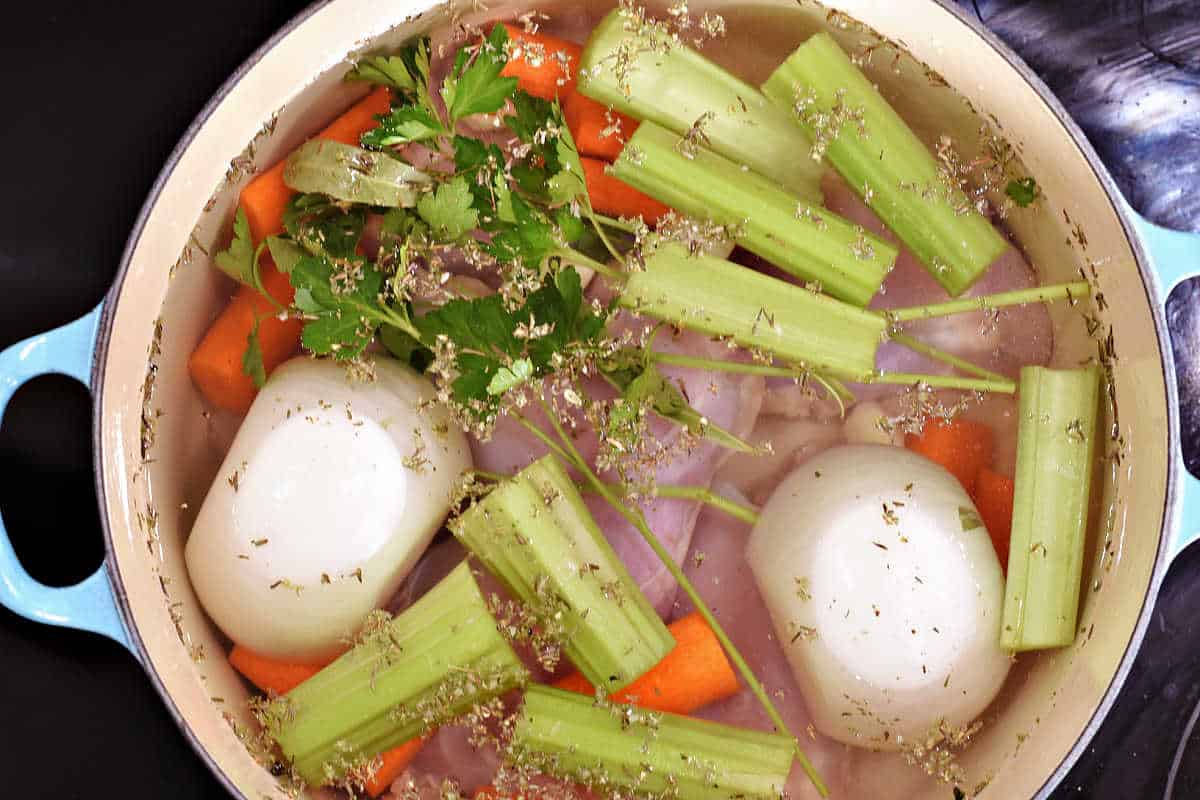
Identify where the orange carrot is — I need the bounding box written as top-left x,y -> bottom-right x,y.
973,467 -> 1015,573
187,263 -> 302,414
228,644 -> 425,796
241,86 -> 392,244
564,90 -> 638,161
554,612 -> 738,714
904,417 -> 994,495
474,786 -> 502,800
499,23 -> 581,100
580,157 -> 671,226
229,644 -> 326,695
364,736 -> 428,798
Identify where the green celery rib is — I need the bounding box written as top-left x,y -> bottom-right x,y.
453,455 -> 675,692
577,8 -> 824,202
611,122 -> 897,306
511,685 -> 794,800
1000,365 -> 1101,651
273,562 -> 526,785
619,242 -> 886,381
762,33 -> 1009,297
282,140 -> 430,207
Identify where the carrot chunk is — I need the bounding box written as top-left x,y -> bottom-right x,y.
187,264 -> 302,414
564,90 -> 638,160
904,417 -> 994,495
229,644 -> 325,695
364,736 -> 428,798
554,612 -> 739,715
580,157 -> 670,225
973,467 -> 1015,572
499,23 -> 581,99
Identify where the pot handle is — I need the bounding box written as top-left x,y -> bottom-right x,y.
0,304 -> 134,654
1132,214 -> 1200,561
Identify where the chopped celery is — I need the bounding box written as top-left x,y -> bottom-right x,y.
611,122 -> 897,306
1000,365 -> 1101,651
510,685 -> 794,800
282,140 -> 430,207
453,455 -> 675,692
271,562 -> 526,785
577,8 -> 824,202
618,241 -> 886,381
763,33 -> 1008,297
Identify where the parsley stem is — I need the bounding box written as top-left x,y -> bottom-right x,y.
471,469 -> 509,482
883,281 -> 1092,322
652,485 -> 760,525
512,413 -> 578,468
649,352 -> 803,378
529,397 -> 828,797
553,247 -> 621,279
591,213 -> 641,233
584,204 -> 627,265
867,371 -> 1017,394
888,333 -> 1010,383
578,481 -> 762,526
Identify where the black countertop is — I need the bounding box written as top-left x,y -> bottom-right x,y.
1,1 -> 1197,797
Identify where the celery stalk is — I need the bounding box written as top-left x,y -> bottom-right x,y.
577,8 -> 824,202
611,122 -> 897,306
272,562 -> 526,785
1000,365 -> 1101,651
762,33 -> 1009,296
619,241 -> 886,381
510,685 -> 794,800
453,455 -> 675,692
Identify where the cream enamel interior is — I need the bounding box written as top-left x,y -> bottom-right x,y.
95,0 -> 1171,798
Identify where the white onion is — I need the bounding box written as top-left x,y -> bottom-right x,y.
746,444 -> 1010,749
184,357 -> 471,663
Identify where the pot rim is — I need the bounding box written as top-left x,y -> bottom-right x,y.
89,1 -> 1185,798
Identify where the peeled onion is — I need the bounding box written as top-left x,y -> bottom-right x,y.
185,357 -> 471,663
745,444 -> 1010,749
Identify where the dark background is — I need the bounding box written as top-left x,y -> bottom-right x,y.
0,1 -> 1198,797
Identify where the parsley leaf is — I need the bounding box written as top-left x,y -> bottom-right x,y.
242,320 -> 267,388
289,254 -> 393,359
265,235 -> 306,275
414,267 -> 606,417
283,194 -> 366,259
417,177 -> 479,241
442,24 -> 518,124
485,194 -> 556,266
1005,177 -> 1039,207
345,55 -> 419,93
214,208 -> 263,290
361,105 -> 444,148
